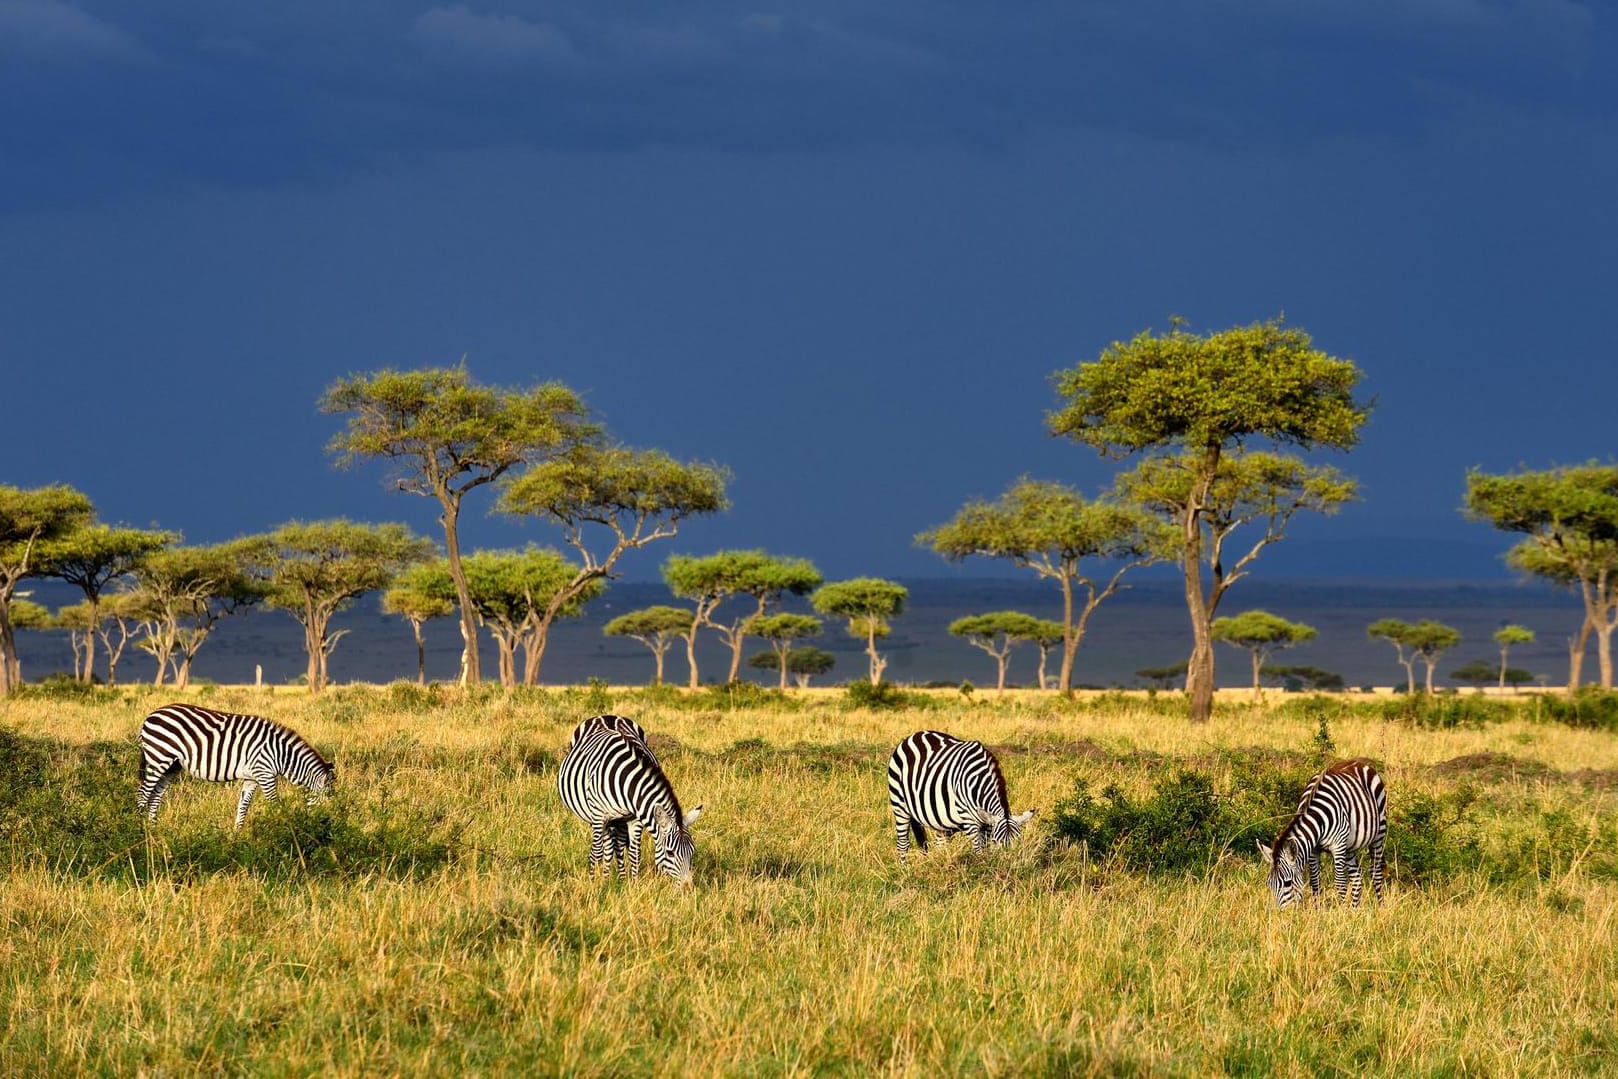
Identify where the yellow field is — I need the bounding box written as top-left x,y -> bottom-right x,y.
2,684 -> 1616,1076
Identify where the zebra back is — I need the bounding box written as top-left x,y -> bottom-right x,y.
888,730 -> 1033,851
1263,758 -> 1387,907
558,719 -> 699,883
139,703 -> 334,791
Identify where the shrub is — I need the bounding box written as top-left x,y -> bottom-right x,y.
1537,688 -> 1618,732
1379,694 -> 1515,730
1048,769 -> 1250,875
845,680 -> 908,711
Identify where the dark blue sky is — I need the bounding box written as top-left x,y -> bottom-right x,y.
5,2 -> 1615,583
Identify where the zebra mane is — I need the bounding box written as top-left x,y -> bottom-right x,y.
977,742 -> 1012,817
1272,758 -> 1368,854
616,730 -> 684,822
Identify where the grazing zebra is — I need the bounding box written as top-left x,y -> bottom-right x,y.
558,715 -> 702,884
887,730 -> 1035,860
1257,758 -> 1387,908
568,714 -> 655,876
136,703 -> 336,830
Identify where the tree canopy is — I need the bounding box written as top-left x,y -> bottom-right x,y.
811,577 -> 907,685
1466,463 -> 1618,689
322,363 -> 596,685
662,550 -> 820,686
604,605 -> 695,686
241,520 -> 434,692
1049,317 -> 1368,723
1210,609 -> 1317,700
918,478 -> 1172,694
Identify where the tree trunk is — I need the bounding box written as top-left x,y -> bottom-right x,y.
685,628 -> 700,690
1182,554 -> 1215,723
438,497 -> 480,686
304,617 -> 324,694
80,597 -> 100,683
1568,619 -> 1591,691
522,622 -> 551,686
652,645 -> 667,687
996,653 -> 1008,694
1056,576 -> 1077,696
1036,645 -> 1051,692
866,625 -> 884,684
1596,619 -> 1614,689
412,620 -> 427,684
1251,651 -> 1263,702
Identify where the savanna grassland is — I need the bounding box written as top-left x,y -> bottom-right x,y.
3,682 -> 1618,1077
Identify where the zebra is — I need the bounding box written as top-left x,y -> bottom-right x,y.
136,703 -> 336,830
558,715 -> 702,884
887,730 -> 1035,860
567,714 -> 655,876
1257,758 -> 1387,908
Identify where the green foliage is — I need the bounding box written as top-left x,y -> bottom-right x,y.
1048,769 -> 1252,875
1380,693 -> 1517,730
1262,665 -> 1345,691
844,679 -> 910,710
1388,787 -> 1483,885
10,672 -> 115,702
1537,688 -> 1618,732
0,728 -> 461,883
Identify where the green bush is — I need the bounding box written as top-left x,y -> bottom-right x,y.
1048,769 -> 1252,875
845,680 -> 908,711
1537,688 -> 1618,732
1380,694 -> 1515,730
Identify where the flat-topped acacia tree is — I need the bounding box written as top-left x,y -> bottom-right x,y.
811,577 -> 907,685
382,565 -> 456,685
919,478 -> 1173,696
322,364 -> 596,686
0,484 -> 94,694
1466,462 -> 1618,689
39,523 -> 176,683
1209,609 -> 1317,702
663,550 -> 822,687
1049,317 -> 1370,723
604,605 -> 694,686
498,443 -> 730,684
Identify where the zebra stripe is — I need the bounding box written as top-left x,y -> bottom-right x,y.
136,703 -> 336,830
887,730 -> 1034,860
558,715 -> 701,884
1259,758 -> 1387,908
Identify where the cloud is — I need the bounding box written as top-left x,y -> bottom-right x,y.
2,1 -> 1612,212
411,6 -> 578,68
0,0 -> 143,60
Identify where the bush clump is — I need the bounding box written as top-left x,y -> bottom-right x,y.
1049,769 -> 1258,875
1537,688 -> 1618,732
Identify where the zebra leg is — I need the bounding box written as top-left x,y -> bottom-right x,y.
626,820 -> 644,878
1307,852 -> 1323,896
235,781 -> 258,830
589,822 -> 611,873
1370,837 -> 1387,903
973,825 -> 989,854
1348,854 -> 1365,907
138,760 -> 178,821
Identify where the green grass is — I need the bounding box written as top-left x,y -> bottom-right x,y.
3,685 -> 1618,1076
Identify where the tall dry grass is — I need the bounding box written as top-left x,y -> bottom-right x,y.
2,684 -> 1616,1076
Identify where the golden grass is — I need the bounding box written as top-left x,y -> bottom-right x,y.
2,686 -> 1617,1076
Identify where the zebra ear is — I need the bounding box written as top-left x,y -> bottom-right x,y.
683,805 -> 703,828
1013,809 -> 1035,824
1256,839 -> 1274,865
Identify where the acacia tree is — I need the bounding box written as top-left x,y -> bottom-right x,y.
748,645 -> 836,688
39,524 -> 177,682
129,543 -> 263,688
0,485 -> 94,693
1493,624 -> 1536,693
1209,609 -> 1317,701
382,564 -> 456,684
1014,618 -> 1067,691
1465,464 -> 1618,689
322,364 -> 596,685
919,479 -> 1172,696
1049,317 -> 1369,723
1368,618 -> 1461,695
949,611 -> 1045,694
498,443 -> 729,684
811,578 -> 907,684
749,612 -> 823,690
604,606 -> 693,686
663,550 -> 822,686
240,520 -> 433,693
